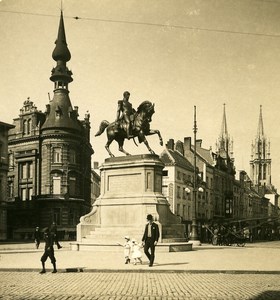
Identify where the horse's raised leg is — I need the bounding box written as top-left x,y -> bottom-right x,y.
105,138 -> 115,157
118,139 -> 130,156
146,129 -> 163,146
139,131 -> 155,155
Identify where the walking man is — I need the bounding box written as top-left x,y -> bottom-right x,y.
142,214 -> 160,267
40,227 -> 58,274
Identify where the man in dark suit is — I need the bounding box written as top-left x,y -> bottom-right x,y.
142,214 -> 160,267
40,227 -> 57,274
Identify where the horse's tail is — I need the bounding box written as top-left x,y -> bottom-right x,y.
95,120 -> 110,136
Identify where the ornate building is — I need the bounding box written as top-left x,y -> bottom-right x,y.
214,104 -> 236,220
7,12 -> 93,240
250,105 -> 272,189
250,105 -> 278,218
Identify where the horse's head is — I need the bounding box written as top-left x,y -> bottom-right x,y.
137,101 -> 155,122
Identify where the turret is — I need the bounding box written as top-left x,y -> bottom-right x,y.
42,11 -> 81,132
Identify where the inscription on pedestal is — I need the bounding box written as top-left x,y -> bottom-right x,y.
107,173 -> 141,193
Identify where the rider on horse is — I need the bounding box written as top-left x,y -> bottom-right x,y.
115,91 -> 135,139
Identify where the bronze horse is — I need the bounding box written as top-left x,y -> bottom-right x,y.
95,101 -> 163,157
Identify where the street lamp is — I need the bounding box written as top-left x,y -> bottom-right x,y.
185,105 -> 201,246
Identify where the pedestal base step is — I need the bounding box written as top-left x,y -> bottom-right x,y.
70,242 -> 193,252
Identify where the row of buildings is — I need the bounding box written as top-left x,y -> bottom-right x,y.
160,105 -> 279,241
0,12 -> 278,241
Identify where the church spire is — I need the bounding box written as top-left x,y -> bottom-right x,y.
216,104 -> 232,157
220,103 -> 229,144
257,105 -> 264,138
50,11 -> 73,90
250,105 -> 272,188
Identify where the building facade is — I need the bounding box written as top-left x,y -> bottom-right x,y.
7,12 -> 93,240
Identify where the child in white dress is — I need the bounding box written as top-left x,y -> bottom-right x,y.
131,239 -> 142,265
117,236 -> 132,264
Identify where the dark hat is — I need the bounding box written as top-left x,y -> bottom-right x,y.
147,214 -> 153,221
123,91 -> 130,96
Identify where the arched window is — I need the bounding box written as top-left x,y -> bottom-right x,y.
23,120 -> 27,134
27,119 -> 32,134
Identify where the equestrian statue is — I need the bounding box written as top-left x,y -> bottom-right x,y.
95,91 -> 163,157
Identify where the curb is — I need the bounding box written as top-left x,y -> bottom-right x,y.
1,268 -> 280,274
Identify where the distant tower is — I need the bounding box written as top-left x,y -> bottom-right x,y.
250,105 -> 271,188
216,104 -> 234,161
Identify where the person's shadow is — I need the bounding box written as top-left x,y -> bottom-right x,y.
252,291 -> 280,299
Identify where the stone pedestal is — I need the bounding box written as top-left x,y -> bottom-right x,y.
76,154 -> 186,246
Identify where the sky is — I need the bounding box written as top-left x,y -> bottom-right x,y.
0,0 -> 280,188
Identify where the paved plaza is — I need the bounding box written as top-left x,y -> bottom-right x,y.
0,241 -> 280,299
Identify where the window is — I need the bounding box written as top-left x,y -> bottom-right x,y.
19,162 -> 33,179
9,153 -> 14,169
21,188 -> 27,201
52,176 -> 61,194
263,165 -> 266,180
53,148 -> 62,163
23,120 -> 27,134
177,204 -> 181,215
28,188 -> 33,200
177,171 -> 181,180
69,149 -> 76,164
27,119 -> 31,134
162,170 -> 168,176
177,186 -> 181,198
8,181 -> 14,198
69,176 -> 76,196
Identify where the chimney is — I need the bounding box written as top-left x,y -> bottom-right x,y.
184,137 -> 191,153
196,139 -> 202,148
93,161 -> 99,169
166,139 -> 174,150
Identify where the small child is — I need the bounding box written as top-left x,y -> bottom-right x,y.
117,236 -> 132,264
131,239 -> 142,265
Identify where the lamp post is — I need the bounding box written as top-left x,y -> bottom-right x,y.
185,105 -> 201,246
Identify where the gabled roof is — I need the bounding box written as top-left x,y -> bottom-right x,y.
160,148 -> 193,171
193,146 -> 215,166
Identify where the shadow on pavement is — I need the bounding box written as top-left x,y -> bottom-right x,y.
252,290 -> 280,299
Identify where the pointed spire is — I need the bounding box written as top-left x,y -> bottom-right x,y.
52,11 -> 71,62
217,104 -> 230,154
220,103 -> 228,140
257,105 -> 264,138
50,11 -> 73,88
42,10 -> 80,132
